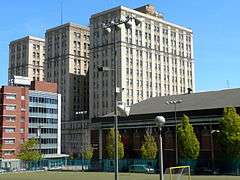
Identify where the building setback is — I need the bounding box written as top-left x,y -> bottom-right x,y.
0,77 -> 61,161
44,23 -> 90,155
89,4 -> 195,118
8,36 -> 45,82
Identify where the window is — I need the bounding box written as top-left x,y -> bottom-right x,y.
5,116 -> 15,122
5,94 -> 16,100
6,105 -> 16,111
4,128 -> 15,133
4,139 -> 15,144
3,150 -> 15,155
21,96 -> 25,100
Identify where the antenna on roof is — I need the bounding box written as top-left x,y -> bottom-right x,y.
226,80 -> 230,88
60,1 -> 63,25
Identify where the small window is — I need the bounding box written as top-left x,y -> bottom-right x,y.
4,128 -> 15,133
4,139 -> 15,144
6,105 -> 16,111
6,116 -> 15,122
3,150 -> 15,155
5,94 -> 16,100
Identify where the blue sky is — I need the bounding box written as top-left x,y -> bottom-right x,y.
0,0 -> 240,92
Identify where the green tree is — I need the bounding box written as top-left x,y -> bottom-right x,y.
17,138 -> 42,162
177,114 -> 200,160
140,134 -> 157,160
81,145 -> 94,160
218,107 -> 240,159
105,128 -> 124,159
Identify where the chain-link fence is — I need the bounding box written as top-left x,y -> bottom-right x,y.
1,158 -> 240,175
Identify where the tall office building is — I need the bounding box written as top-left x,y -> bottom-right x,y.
8,36 -> 45,82
44,23 -> 90,155
89,4 -> 195,118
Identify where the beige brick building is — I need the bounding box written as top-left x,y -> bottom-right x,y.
44,23 -> 90,155
89,4 -> 195,118
8,36 -> 45,82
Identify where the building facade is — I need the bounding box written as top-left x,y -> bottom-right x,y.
0,77 -> 61,162
44,23 -> 90,155
28,81 -> 61,155
91,88 -> 240,170
89,4 -> 195,118
8,36 -> 45,82
0,86 -> 29,160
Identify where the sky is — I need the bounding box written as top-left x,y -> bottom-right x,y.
0,0 -> 240,92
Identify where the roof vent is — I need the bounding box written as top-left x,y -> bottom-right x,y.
187,88 -> 193,94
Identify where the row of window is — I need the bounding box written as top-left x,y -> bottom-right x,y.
40,138 -> 57,144
29,107 -> 58,114
40,148 -> 57,154
29,96 -> 58,104
29,117 -> 58,124
2,148 -> 57,155
29,128 -> 58,134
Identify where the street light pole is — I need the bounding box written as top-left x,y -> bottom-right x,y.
113,24 -> 119,180
210,127 -> 220,174
97,16 -> 141,180
155,116 -> 165,180
174,103 -> 177,165
166,99 -> 183,165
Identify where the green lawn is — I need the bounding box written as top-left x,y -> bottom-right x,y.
0,172 -> 240,180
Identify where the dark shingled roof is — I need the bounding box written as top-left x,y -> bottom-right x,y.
130,88 -> 240,115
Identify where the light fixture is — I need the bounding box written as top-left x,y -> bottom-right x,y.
134,18 -> 142,26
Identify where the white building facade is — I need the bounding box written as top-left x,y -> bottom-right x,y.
8,36 -> 45,82
89,4 -> 195,118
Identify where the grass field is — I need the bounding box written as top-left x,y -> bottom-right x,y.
1,172 -> 240,180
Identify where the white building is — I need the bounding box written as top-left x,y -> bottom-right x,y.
89,4 -> 195,118
8,36 -> 45,82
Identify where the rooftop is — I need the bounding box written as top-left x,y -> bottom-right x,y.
46,22 -> 89,32
130,88 -> 240,115
9,35 -> 45,45
91,4 -> 192,32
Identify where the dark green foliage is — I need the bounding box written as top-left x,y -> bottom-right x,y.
177,114 -> 200,160
218,107 -> 240,159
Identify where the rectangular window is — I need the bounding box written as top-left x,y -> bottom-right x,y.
3,150 -> 15,155
5,105 -> 16,111
4,139 -> 15,144
5,94 -> 16,100
4,128 -> 15,133
5,116 -> 15,122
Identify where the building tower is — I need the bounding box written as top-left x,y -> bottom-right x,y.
89,4 -> 195,118
8,36 -> 45,82
44,23 -> 90,155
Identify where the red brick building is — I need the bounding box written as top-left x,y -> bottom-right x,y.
0,78 -> 59,160
0,86 -> 29,159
